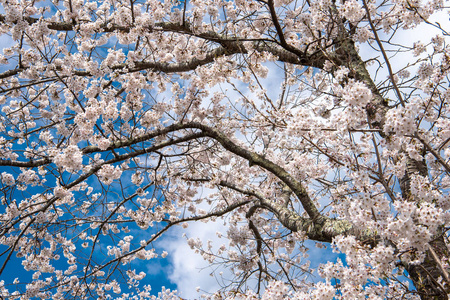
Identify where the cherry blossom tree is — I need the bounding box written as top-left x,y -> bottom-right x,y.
0,0 -> 449,298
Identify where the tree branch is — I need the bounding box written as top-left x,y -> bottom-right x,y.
414,133 -> 450,174
0,17 -> 327,81
184,122 -> 322,221
218,180 -> 373,243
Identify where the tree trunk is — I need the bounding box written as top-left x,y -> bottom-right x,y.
334,36 -> 450,298
401,157 -> 450,299
406,237 -> 449,299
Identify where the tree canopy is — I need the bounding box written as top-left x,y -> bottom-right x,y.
0,0 -> 449,298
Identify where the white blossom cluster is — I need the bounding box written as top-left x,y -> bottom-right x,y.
384,98 -> 422,135
341,80 -> 373,107
339,0 -> 366,24
98,164 -> 123,185
53,145 -> 83,173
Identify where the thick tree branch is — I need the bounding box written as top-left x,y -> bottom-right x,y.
0,41 -> 324,81
85,121 -> 323,221
0,16 -> 327,81
0,157 -> 51,167
185,123 -> 322,221
218,180 -> 373,243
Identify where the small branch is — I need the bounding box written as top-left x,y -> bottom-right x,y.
266,0 -> 304,58
415,133 -> 450,174
246,205 -> 263,255
372,135 -> 396,201
362,0 -> 405,107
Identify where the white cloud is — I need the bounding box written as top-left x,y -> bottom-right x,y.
163,220 -> 232,299
360,10 -> 450,84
